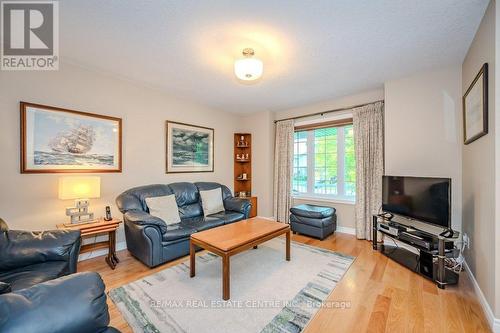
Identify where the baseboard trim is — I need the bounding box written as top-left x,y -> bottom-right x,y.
78,241 -> 127,262
77,225 -> 355,261
464,261 -> 500,333
336,226 -> 356,235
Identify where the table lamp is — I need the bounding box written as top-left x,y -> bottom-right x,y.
59,176 -> 100,224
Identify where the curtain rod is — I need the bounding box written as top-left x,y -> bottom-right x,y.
274,99 -> 384,123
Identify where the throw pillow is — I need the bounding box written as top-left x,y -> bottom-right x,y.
200,188 -> 225,217
145,194 -> 181,225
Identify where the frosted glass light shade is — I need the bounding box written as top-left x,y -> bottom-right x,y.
59,176 -> 101,200
234,57 -> 263,81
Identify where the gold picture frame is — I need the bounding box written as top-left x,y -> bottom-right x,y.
21,102 -> 122,173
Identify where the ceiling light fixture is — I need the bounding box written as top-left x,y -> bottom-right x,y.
234,48 -> 263,81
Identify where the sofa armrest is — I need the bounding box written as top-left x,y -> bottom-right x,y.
124,210 -> 168,233
0,229 -> 81,272
224,197 -> 251,216
0,272 -> 115,333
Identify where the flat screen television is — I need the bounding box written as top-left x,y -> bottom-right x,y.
382,176 -> 451,228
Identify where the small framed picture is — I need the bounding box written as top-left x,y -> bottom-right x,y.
463,63 -> 488,145
21,102 -> 122,173
166,121 -> 214,173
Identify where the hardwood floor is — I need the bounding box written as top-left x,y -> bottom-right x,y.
78,232 -> 492,333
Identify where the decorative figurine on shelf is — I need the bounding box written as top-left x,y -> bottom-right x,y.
242,173 -> 247,180
237,135 -> 248,147
245,153 -> 249,160
236,154 -> 240,160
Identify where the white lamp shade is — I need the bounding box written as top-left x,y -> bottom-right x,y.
234,57 -> 263,81
58,176 -> 101,200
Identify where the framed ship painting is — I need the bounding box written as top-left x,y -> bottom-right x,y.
166,121 -> 214,173
21,102 -> 122,173
463,63 -> 488,145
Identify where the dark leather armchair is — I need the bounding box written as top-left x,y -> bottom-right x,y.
0,272 -> 119,333
0,224 -> 81,291
0,220 -> 119,333
116,182 -> 251,267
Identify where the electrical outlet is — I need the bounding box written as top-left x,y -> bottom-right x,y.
463,233 -> 470,249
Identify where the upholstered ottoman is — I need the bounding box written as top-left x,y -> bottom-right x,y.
289,204 -> 336,240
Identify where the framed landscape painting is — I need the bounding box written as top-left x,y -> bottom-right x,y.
463,63 -> 488,145
166,121 -> 214,173
21,102 -> 122,173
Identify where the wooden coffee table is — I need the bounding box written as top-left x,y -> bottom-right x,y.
190,217 -> 290,300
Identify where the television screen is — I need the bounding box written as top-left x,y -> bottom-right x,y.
382,176 -> 451,228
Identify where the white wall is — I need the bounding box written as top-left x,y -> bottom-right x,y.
462,0 -> 498,320
384,66 -> 463,231
0,62 -> 239,244
236,111 -> 275,217
0,62 -> 465,241
496,0 -> 500,320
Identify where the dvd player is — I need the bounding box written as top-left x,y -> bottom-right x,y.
399,231 -> 434,251
377,221 -> 399,237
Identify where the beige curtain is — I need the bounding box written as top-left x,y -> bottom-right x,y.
353,101 -> 384,240
273,119 -> 294,223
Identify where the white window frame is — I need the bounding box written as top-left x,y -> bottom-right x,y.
292,114 -> 355,203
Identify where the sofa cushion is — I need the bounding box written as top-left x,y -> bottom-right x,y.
290,204 -> 336,219
195,182 -> 232,200
199,188 -> 225,217
145,194 -> 181,225
168,182 -> 203,218
290,214 -> 334,228
116,184 -> 173,213
208,211 -> 245,224
0,261 -> 68,291
180,216 -> 225,232
161,223 -> 197,242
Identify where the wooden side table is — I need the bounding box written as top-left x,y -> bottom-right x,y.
57,218 -> 122,269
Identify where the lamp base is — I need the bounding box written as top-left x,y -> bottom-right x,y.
66,199 -> 95,224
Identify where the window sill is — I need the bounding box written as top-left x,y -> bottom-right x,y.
292,195 -> 355,205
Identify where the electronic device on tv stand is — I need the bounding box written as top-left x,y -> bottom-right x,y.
382,175 -> 452,233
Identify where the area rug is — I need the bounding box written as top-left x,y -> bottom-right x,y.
109,238 -> 354,333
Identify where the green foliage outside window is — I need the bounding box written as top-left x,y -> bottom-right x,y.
292,124 -> 355,199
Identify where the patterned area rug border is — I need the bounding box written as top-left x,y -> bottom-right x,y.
109,238 -> 355,333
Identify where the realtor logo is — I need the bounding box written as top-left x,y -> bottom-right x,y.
1,1 -> 59,70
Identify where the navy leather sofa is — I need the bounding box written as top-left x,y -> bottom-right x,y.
116,182 -> 251,267
0,219 -> 119,333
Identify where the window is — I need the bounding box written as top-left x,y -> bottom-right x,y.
292,123 -> 355,200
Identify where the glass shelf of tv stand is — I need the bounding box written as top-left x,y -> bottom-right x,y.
373,215 -> 460,288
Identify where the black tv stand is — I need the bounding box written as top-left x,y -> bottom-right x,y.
372,214 -> 459,289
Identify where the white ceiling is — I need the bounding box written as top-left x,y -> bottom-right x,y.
61,0 -> 488,114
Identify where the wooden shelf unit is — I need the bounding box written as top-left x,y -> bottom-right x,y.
234,133 -> 257,217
